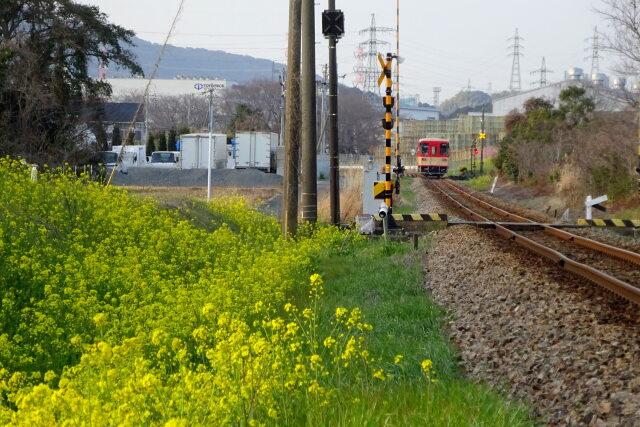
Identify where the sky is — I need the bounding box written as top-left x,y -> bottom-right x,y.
77,0 -> 612,104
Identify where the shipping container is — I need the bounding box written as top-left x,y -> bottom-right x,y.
235,132 -> 278,172
179,133 -> 227,170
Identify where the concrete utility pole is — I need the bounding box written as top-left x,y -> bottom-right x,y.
283,0 -> 302,237
328,0 -> 340,225
301,0 -> 317,223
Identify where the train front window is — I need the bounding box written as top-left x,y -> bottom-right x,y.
440,143 -> 450,156
431,145 -> 437,155
420,143 -> 429,155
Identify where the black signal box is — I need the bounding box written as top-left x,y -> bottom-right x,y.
322,10 -> 344,38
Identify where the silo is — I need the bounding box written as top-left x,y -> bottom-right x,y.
566,67 -> 584,82
611,77 -> 627,90
591,73 -> 609,87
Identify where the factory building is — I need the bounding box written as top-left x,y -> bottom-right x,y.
493,68 -> 632,116
105,77 -> 228,99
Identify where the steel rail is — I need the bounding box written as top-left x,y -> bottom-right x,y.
427,179 -> 640,306
441,179 -> 640,267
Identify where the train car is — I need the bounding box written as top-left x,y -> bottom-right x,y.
416,137 -> 450,177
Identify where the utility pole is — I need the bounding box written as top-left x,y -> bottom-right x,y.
323,2 -> 343,225
301,0 -> 317,223
480,109 -> 485,174
283,0 -> 302,237
394,0 -> 403,195
206,88 -> 214,202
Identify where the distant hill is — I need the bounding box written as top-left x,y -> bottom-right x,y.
92,37 -> 285,83
439,90 -> 492,118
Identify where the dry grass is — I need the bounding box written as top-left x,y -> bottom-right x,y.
122,186 -> 281,207
318,168 -> 363,224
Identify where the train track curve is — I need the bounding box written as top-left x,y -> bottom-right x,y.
422,177 -> 640,306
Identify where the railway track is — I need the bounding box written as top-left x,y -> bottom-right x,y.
423,177 -> 640,306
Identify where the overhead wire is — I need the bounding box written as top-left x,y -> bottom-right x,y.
106,0 -> 187,187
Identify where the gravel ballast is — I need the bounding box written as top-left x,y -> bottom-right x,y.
413,179 -> 640,426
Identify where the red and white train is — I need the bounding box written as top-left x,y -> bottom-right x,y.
416,137 -> 450,177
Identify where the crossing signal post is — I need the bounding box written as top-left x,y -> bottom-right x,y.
470,138 -> 477,176
479,109 -> 486,174
322,5 -> 344,225
378,53 -> 395,212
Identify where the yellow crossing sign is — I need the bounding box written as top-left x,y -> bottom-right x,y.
373,181 -> 386,200
377,53 -> 389,87
478,132 -> 486,140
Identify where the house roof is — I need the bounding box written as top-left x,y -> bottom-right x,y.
102,102 -> 145,123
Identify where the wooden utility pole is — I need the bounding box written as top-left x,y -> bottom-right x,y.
328,0 -> 340,225
283,0 -> 302,237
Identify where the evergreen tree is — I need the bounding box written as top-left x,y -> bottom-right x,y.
158,132 -> 167,151
0,1 -> 142,164
146,133 -> 156,156
167,128 -> 177,151
111,124 -> 122,147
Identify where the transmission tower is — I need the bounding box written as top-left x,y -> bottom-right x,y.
432,87 -> 441,107
531,56 -> 553,87
353,14 -> 393,94
507,28 -> 524,92
586,26 -> 602,76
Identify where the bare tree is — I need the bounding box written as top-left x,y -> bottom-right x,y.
596,1 -> 640,76
222,79 -> 282,134
337,89 -> 381,154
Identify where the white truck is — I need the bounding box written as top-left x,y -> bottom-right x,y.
234,132 -> 278,172
179,133 -> 227,170
112,145 -> 146,167
149,151 -> 181,167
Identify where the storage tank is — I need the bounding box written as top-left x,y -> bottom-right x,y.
591,73 -> 609,87
179,133 -> 228,169
566,67 -> 584,82
611,77 -> 627,90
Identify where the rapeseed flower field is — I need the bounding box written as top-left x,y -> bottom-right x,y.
0,158 -> 435,425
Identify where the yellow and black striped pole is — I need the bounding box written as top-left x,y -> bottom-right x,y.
378,53 -> 394,210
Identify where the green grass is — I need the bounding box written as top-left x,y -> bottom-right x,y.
607,205 -> 640,220
312,239 -> 536,426
394,177 -> 417,214
447,159 -> 498,192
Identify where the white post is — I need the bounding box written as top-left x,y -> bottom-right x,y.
585,195 -> 592,220
490,176 -> 498,194
207,90 -> 213,203
30,165 -> 38,181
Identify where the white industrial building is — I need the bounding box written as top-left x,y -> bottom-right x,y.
399,97 -> 440,120
493,68 -> 632,116
106,77 -> 228,99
